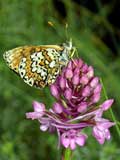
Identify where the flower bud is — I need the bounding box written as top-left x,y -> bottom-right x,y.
50,84 -> 59,98
72,75 -> 80,85
59,77 -> 66,89
64,88 -> 72,100
65,68 -> 73,79
53,102 -> 63,113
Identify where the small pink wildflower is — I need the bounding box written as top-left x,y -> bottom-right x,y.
26,59 -> 115,149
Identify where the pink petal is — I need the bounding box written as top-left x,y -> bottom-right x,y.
33,101 -> 45,112
53,102 -> 63,114
80,75 -> 89,85
26,112 -> 43,120
82,86 -> 91,97
75,134 -> 87,146
77,59 -> 83,68
98,121 -> 115,130
104,129 -> 111,140
87,66 -> 94,78
97,137 -> 105,144
64,88 -> 72,100
67,61 -> 73,69
92,126 -> 104,143
70,139 -> 76,150
72,75 -> 80,85
100,99 -> 114,111
59,77 -> 66,89
65,68 -> 73,79
77,102 -> 87,113
61,137 -> 70,148
91,93 -> 101,103
90,77 -> 99,88
74,67 -> 80,75
94,108 -> 103,118
82,64 -> 88,72
40,125 -> 48,131
50,84 -> 59,98
94,84 -> 102,94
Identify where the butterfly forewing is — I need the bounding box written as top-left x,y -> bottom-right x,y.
3,45 -> 70,88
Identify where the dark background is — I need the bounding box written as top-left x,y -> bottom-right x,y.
0,0 -> 120,159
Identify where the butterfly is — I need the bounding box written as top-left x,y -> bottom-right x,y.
3,41 -> 75,88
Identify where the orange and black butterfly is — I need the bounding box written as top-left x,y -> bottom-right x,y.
3,41 -> 75,88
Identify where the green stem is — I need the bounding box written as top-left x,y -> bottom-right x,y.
100,78 -> 120,137
63,148 -> 72,160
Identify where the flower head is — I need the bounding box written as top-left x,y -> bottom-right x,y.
50,59 -> 102,117
26,59 -> 115,149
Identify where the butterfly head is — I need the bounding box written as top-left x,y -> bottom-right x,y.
63,40 -> 76,58
61,39 -> 76,63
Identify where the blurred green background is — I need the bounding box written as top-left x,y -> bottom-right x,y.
0,0 -> 120,159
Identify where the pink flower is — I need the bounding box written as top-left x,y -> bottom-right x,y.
26,101 -> 45,120
92,118 -> 115,144
61,130 -> 87,150
26,59 -> 115,150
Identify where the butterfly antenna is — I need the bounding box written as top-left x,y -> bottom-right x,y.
64,24 -> 77,58
65,23 -> 69,41
47,21 -> 63,39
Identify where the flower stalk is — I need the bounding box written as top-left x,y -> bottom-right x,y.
100,78 -> 120,136
63,148 -> 72,160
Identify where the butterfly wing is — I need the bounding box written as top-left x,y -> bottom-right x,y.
3,45 -> 68,88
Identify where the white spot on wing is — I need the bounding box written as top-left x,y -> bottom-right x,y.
19,69 -> 26,78
23,76 -> 34,86
32,67 -> 37,72
46,48 -> 59,60
31,52 -> 44,61
49,61 -> 56,68
37,52 -> 44,59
